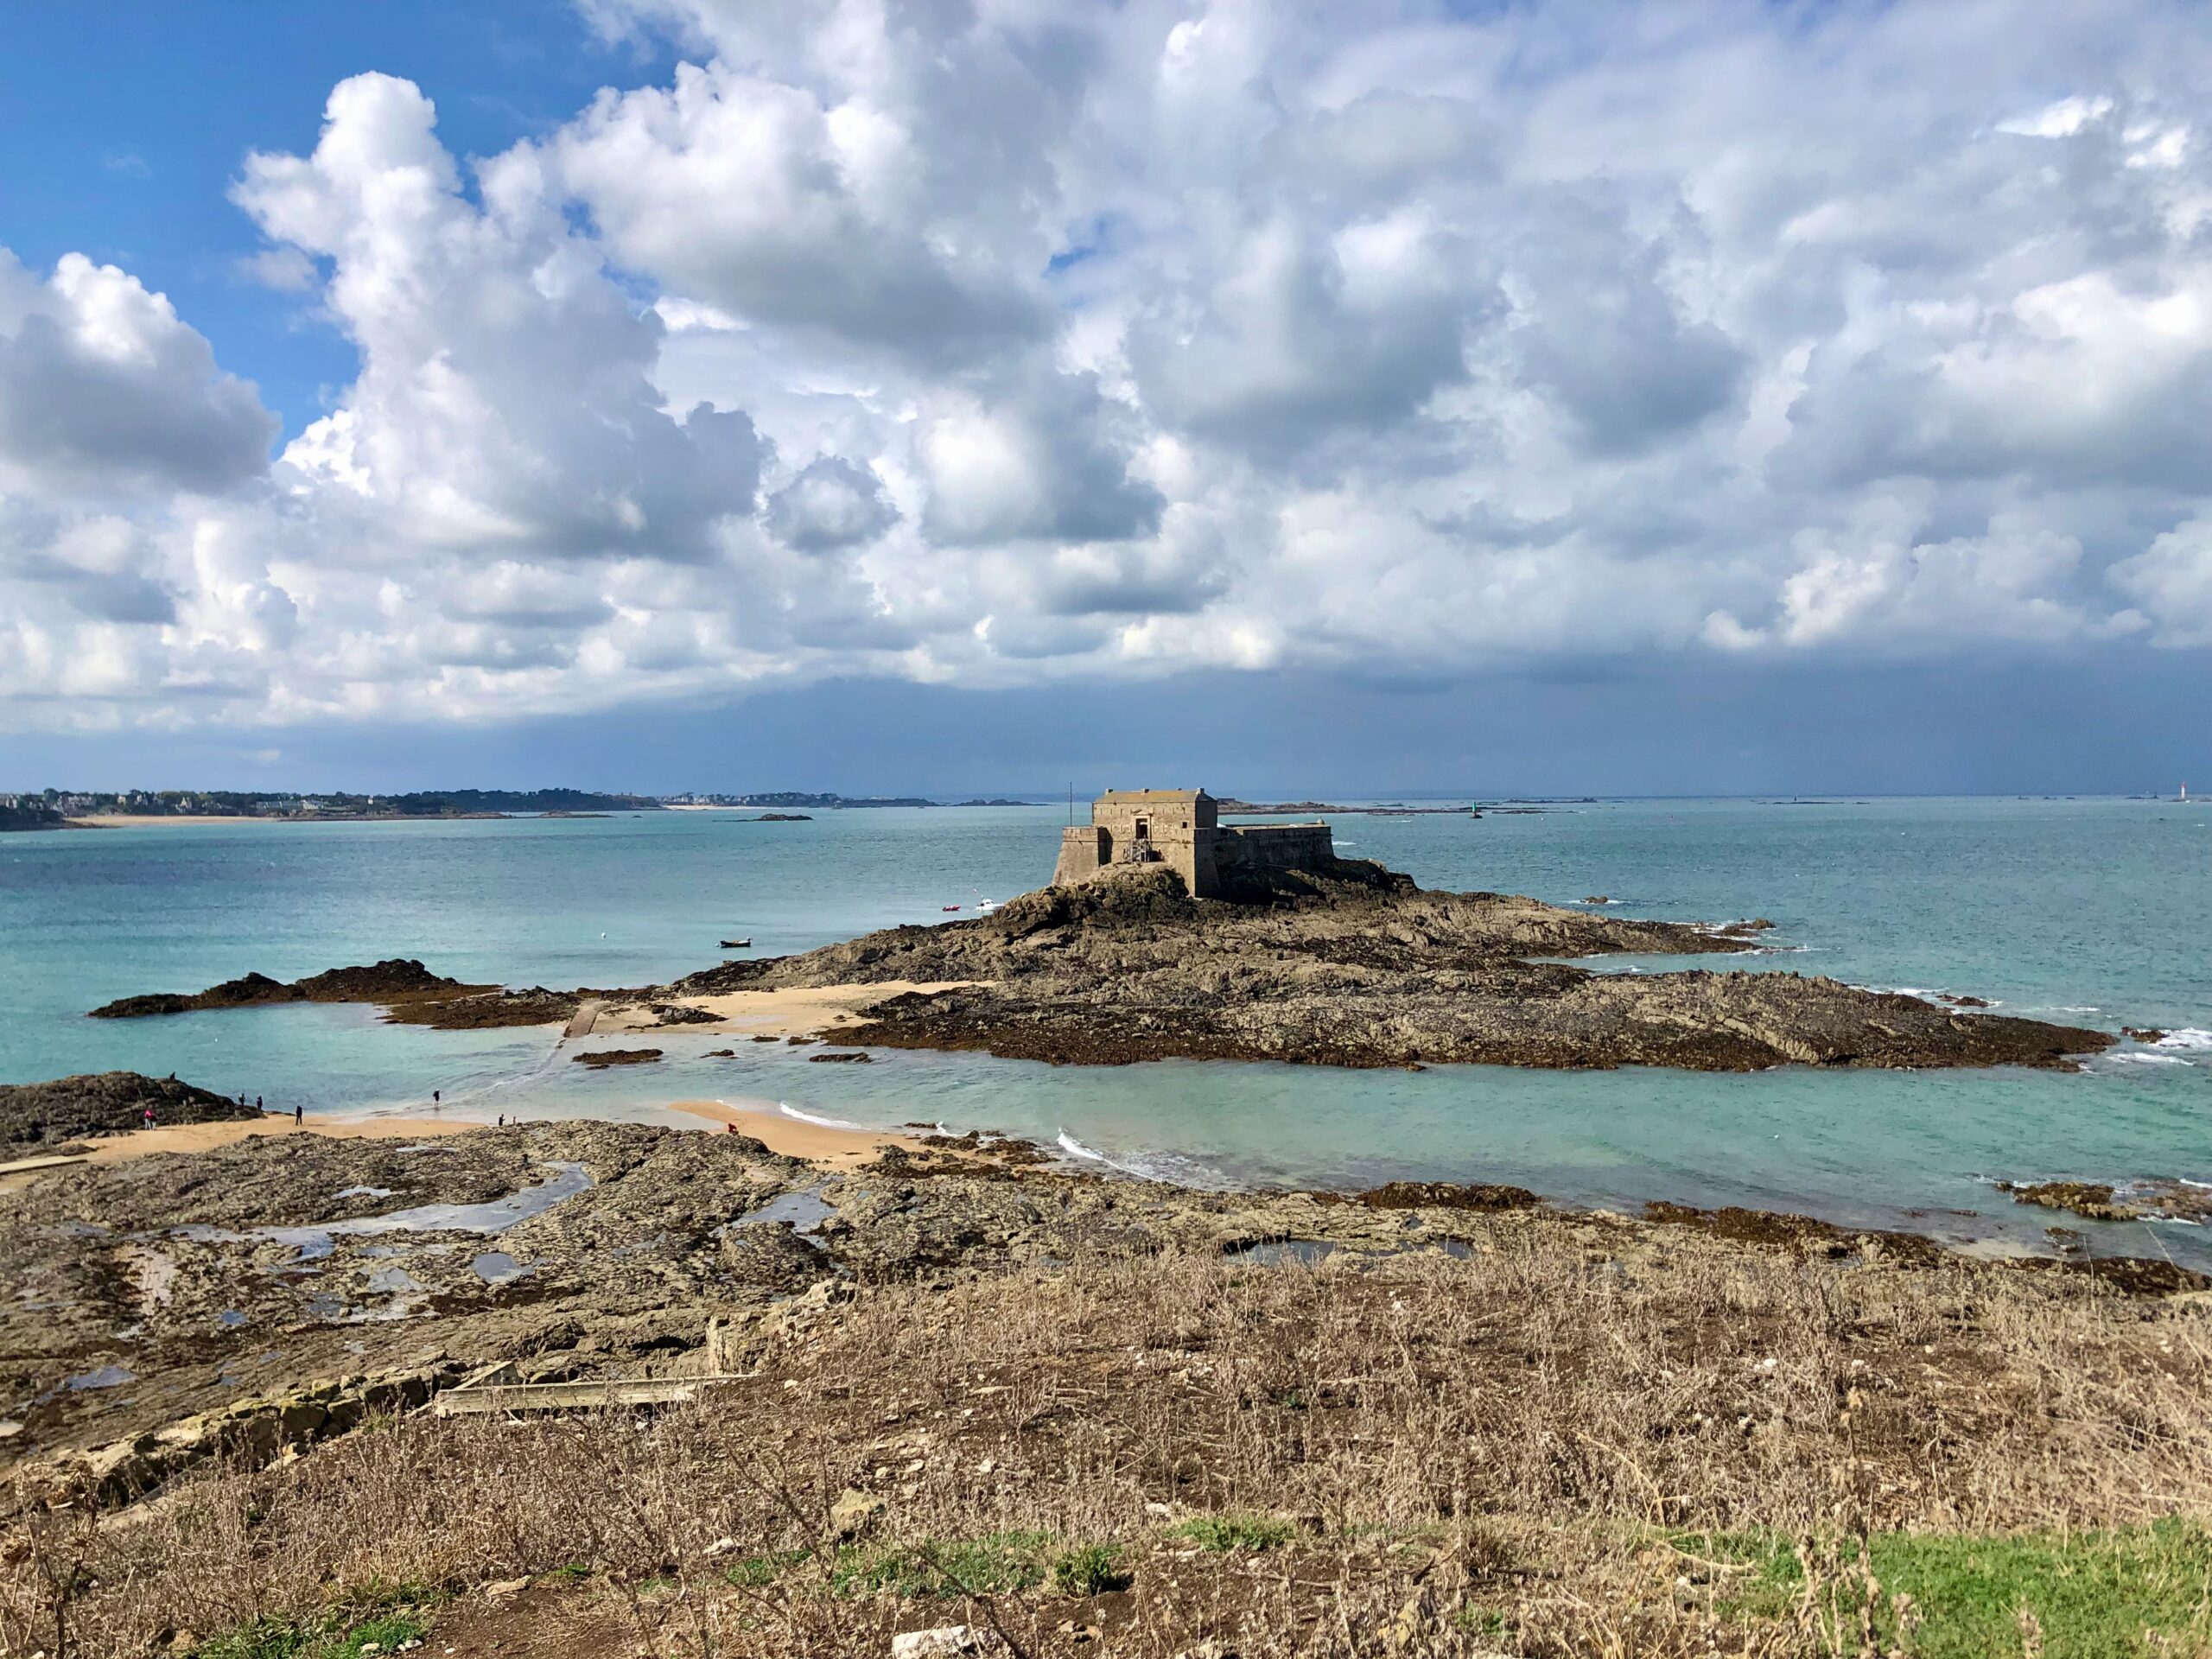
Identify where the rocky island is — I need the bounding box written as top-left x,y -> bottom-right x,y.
683,861 -> 2105,1071
91,852 -> 2109,1073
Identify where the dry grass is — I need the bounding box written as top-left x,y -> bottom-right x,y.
8,1224 -> 2212,1656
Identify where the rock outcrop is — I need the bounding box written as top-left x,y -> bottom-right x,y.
2001,1178 -> 2212,1225
676,864 -> 2111,1073
0,1072 -> 261,1148
572,1048 -> 662,1068
89,958 -> 489,1020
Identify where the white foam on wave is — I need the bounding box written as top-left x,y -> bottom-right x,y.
2107,1052 -> 2190,1066
779,1101 -> 865,1129
1053,1129 -> 1230,1188
2153,1028 -> 2212,1051
1057,1129 -> 1116,1166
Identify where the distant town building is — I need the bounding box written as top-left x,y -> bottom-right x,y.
1052,788 -> 1334,899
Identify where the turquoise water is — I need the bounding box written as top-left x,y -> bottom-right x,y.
3,799 -> 2209,1263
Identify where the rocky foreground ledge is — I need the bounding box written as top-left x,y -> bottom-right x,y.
3,1119 -> 2200,1491
88,859 -> 2110,1073
6,1120 -> 2209,1656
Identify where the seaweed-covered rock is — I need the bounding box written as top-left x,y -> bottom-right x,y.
0,1072 -> 260,1147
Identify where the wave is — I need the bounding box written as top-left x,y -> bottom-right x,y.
1053,1129 -> 1233,1188
2153,1028 -> 2212,1051
2107,1052 -> 2190,1066
779,1101 -> 865,1129
1056,1129 -> 1116,1166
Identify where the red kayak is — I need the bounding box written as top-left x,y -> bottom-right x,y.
941,904 -> 962,912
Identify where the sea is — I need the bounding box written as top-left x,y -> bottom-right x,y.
3,798 -> 2208,1267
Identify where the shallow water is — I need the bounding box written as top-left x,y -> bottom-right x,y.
4,798 -> 2208,1262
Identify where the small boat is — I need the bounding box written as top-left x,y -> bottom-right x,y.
975,898 -> 998,914
941,905 -> 962,912
719,938 -> 750,949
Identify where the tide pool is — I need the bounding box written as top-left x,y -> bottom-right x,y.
3,798 -> 2207,1262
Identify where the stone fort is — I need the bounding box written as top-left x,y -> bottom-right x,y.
1052,789 -> 1335,899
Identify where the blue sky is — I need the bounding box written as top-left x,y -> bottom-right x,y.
1,4 -> 667,434
0,1 -> 2207,796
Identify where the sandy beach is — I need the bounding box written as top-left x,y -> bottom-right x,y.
65,815 -> 268,827
661,1097 -> 925,1166
0,1099 -> 916,1191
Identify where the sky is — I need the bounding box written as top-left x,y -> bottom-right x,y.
1,0 -> 2209,798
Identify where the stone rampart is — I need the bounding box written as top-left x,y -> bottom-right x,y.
1216,822 -> 1336,874
1053,825 -> 1108,887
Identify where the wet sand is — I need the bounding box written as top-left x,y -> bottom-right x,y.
595,980 -> 982,1039
661,1097 -> 925,1167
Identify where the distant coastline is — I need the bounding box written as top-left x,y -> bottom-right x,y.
3,788 -> 1051,831
2,787 -> 664,829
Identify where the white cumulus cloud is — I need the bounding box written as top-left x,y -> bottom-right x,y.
3,0 -> 2212,734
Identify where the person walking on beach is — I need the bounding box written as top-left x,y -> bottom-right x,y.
433,1089 -> 441,1109
142,1105 -> 155,1131
294,1103 -> 303,1127
255,1096 -> 263,1113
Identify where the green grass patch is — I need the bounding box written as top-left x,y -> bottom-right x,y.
1452,1605 -> 1514,1639
831,1531 -> 1058,1599
725,1548 -> 811,1588
1050,1542 -> 1131,1596
543,1562 -> 593,1583
1671,1521 -> 2212,1658
191,1604 -> 432,1659
1166,1513 -> 1297,1554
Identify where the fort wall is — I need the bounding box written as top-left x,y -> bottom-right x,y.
1052,825 -> 1108,887
1049,790 -> 1334,898
1215,822 -> 1336,876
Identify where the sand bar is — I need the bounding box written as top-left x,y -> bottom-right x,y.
596,980 -> 980,1039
